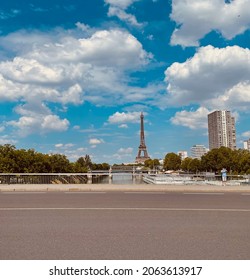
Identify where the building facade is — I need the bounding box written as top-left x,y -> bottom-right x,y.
243,139 -> 250,151
190,145 -> 208,159
208,110 -> 236,150
178,150 -> 188,160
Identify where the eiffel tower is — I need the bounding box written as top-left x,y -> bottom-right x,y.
135,112 -> 150,163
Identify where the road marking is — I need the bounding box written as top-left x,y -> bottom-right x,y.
64,192 -> 106,194
183,193 -> 224,195
124,192 -> 166,194
1,207 -> 250,212
241,193 -> 250,196
1,192 -> 47,194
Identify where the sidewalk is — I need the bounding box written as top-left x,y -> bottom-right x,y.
1,183 -> 250,193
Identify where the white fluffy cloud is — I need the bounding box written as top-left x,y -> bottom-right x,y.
118,147 -> 133,154
112,147 -> 134,160
108,7 -> 142,27
8,114 -> 69,136
165,45 -> 250,129
0,135 -> 17,145
89,138 -> 104,145
171,107 -> 210,129
0,74 -> 26,101
105,0 -> 137,9
4,99 -> 69,136
170,0 -> 250,47
0,27 -> 152,135
242,131 -> 250,138
24,29 -> 150,68
0,57 -> 63,84
118,124 -> 128,128
165,45 -> 250,110
51,146 -> 88,161
55,143 -> 74,149
55,143 -> 64,148
108,111 -> 141,124
89,138 -> 104,149
105,0 -> 142,27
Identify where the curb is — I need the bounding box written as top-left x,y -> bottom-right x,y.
1,183 -> 250,193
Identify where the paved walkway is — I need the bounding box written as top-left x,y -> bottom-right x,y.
1,183 -> 250,192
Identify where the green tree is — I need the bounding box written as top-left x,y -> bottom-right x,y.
144,159 -> 160,169
74,155 -> 93,172
26,151 -> 51,173
91,163 -> 110,170
49,154 -> 72,173
181,157 -> 193,172
201,147 -> 234,172
188,158 -> 201,173
163,153 -> 181,171
101,163 -> 110,170
0,144 -> 18,172
238,150 -> 250,174
0,144 -> 111,173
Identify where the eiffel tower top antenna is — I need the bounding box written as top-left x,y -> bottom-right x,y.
135,112 -> 150,163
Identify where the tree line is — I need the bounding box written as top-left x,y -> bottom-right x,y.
1,144 -> 250,174
163,147 -> 250,174
0,144 -> 110,173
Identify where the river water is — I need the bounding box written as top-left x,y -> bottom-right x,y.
95,173 -> 144,184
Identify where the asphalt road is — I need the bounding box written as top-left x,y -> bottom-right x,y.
1,191 -> 250,260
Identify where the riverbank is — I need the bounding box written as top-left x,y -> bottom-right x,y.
1,183 -> 250,193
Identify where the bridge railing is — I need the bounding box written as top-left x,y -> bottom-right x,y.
0,173 -> 104,184
0,171 -> 141,184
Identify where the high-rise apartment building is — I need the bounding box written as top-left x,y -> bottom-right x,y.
190,145 -> 208,159
243,139 -> 250,151
208,110 -> 236,150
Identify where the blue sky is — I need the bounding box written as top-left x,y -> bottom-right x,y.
0,0 -> 249,163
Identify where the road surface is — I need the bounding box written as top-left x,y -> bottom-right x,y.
1,191 -> 250,259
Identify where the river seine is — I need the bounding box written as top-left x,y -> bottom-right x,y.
95,173 -> 143,184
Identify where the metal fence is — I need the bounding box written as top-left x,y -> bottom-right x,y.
0,173 -> 103,184
0,172 -> 249,185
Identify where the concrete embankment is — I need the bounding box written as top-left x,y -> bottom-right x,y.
1,183 -> 250,193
